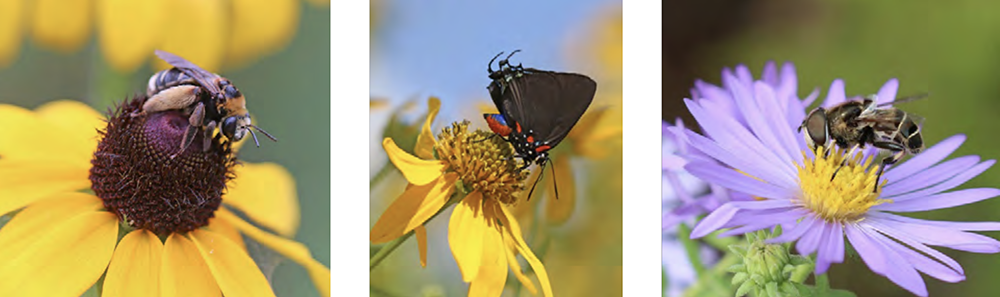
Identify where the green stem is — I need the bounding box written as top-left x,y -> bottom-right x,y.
370,161 -> 397,189
815,272 -> 831,295
677,224 -> 707,276
369,190 -> 464,270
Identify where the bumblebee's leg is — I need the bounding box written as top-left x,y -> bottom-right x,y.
202,120 -> 217,152
131,85 -> 200,117
871,141 -> 907,192
172,102 -> 206,159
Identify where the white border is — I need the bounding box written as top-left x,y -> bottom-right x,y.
333,0 -> 369,295
622,0 -> 663,295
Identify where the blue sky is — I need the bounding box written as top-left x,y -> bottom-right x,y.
371,0 -> 619,117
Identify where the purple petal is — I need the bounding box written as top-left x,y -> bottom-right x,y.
865,224 -> 964,283
755,82 -> 808,167
725,78 -> 797,168
875,188 -> 1000,212
855,226 -> 930,297
734,65 -> 755,87
886,160 -> 995,202
721,208 -> 804,237
863,218 -> 964,273
815,222 -> 845,274
883,134 -> 966,182
821,79 -> 847,108
867,212 -> 1000,253
883,155 -> 980,196
870,212 -> 1000,231
845,225 -> 889,275
684,161 -> 793,200
767,214 -> 817,244
691,200 -> 796,238
875,78 -> 900,105
795,217 -> 826,256
683,130 -> 797,189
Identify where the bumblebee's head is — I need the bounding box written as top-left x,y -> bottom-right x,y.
221,115 -> 252,141
221,114 -> 278,147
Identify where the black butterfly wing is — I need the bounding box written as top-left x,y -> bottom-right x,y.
500,69 -> 597,148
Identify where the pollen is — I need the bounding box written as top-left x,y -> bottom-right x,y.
435,121 -> 528,205
795,146 -> 890,222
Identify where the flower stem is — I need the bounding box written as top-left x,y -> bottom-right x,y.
369,191 -> 463,270
369,161 -> 397,189
677,224 -> 707,276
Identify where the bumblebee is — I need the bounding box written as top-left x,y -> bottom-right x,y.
798,95 -> 925,191
132,50 -> 276,156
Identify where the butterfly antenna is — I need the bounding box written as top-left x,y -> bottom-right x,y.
527,166 -> 544,201
489,52 -> 504,73
506,49 -> 521,61
548,159 -> 559,200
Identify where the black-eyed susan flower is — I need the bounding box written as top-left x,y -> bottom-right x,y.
0,98 -> 329,296
370,98 -> 552,297
680,63 -> 1000,296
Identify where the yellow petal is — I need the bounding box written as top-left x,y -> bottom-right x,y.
96,0 -> 166,72
216,209 -> 330,297
416,225 -> 428,268
414,97 -> 441,159
498,203 -> 553,297
370,173 -> 457,243
503,235 -> 538,295
467,199 -> 508,296
162,233 -> 222,297
206,216 -> 247,251
160,233 -> 222,297
224,162 -> 300,237
448,191 -> 494,282
226,0 -> 300,68
0,0 -> 23,68
513,167 -> 540,219
35,100 -> 106,160
190,229 -> 276,297
383,138 -> 446,185
30,0 -> 92,52
0,212 -> 118,297
0,192 -> 103,254
0,103 -> 98,164
0,159 -> 91,216
103,230 -> 164,297
155,0 -> 225,72
545,157 -> 576,225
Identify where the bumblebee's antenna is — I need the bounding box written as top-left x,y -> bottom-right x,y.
250,124 -> 278,142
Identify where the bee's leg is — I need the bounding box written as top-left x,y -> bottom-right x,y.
202,121 -> 217,152
132,85 -> 200,117
871,141 -> 907,192
829,145 -> 856,181
172,102 -> 206,159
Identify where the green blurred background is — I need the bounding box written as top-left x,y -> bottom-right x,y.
665,0 -> 1000,295
0,3 -> 330,297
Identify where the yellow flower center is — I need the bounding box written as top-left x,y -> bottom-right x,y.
435,121 -> 528,205
795,146 -> 890,222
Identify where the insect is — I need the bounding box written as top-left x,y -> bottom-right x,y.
132,50 -> 277,157
482,50 -> 597,200
797,94 -> 925,191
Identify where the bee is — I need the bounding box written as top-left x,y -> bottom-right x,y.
132,50 -> 277,157
797,94 -> 925,191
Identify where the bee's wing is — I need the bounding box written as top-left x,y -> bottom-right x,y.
875,93 -> 929,108
154,50 -> 223,96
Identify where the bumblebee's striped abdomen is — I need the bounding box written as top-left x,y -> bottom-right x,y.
147,68 -> 197,96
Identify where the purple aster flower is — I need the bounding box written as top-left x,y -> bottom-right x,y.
680,63 -> 1000,296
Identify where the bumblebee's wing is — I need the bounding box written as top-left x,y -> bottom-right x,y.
500,69 -> 596,148
873,93 -> 929,108
154,50 -> 223,95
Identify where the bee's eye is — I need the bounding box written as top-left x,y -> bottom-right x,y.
224,85 -> 241,99
802,109 -> 829,147
222,117 -> 240,140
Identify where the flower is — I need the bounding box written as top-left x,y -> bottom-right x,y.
0,0 -> 321,72
0,99 -> 330,296
370,98 -> 553,296
680,63 -> 1000,296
